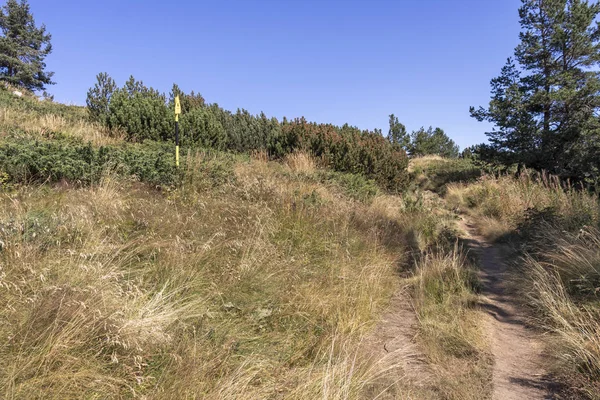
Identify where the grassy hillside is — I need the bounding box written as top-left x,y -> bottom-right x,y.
0,91 -> 490,399
12,89 -> 600,398
409,156 -> 482,194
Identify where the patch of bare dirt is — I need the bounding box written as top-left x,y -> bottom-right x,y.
360,287 -> 435,398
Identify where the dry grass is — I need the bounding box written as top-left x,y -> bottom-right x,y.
411,246 -> 492,400
0,106 -> 123,146
520,226 -> 600,398
0,88 -> 497,398
446,169 -> 600,397
408,155 -> 445,173
0,153 -> 460,399
284,151 -> 317,174
446,171 -> 599,240
408,156 -> 481,195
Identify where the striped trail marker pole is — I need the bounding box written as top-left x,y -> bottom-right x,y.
174,95 -> 181,167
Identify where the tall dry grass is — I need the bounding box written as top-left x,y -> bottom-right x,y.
0,105 -> 123,146
1,153 -> 458,399
447,171 -> 599,240
411,246 -> 492,400
447,169 -> 600,396
522,227 -> 600,398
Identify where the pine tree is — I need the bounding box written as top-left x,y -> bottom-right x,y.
86,72 -> 116,124
168,83 -> 205,114
107,76 -> 170,141
387,114 -> 409,149
470,58 -> 540,167
472,0 -> 600,180
0,0 -> 53,91
408,127 -> 460,158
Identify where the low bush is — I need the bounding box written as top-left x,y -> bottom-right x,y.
318,170 -> 380,202
280,118 -> 409,192
0,135 -> 178,187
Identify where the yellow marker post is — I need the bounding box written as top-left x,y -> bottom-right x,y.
174,95 -> 181,167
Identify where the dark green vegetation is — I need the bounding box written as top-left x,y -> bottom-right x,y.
472,0 -> 600,185
0,0 -> 53,91
407,127 -> 460,158
86,75 -> 411,192
0,135 -> 178,186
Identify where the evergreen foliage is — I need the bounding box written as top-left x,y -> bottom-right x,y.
0,0 -> 53,91
472,0 -> 600,184
0,135 -> 178,186
86,74 -> 411,192
280,118 -> 409,192
107,76 -> 170,142
179,107 -> 227,149
86,72 -> 116,125
408,126 -> 460,158
168,83 -> 205,113
388,113 -> 410,148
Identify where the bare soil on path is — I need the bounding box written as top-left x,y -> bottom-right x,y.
460,218 -> 556,400
360,287 -> 435,398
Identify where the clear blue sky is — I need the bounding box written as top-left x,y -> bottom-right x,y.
28,0 -> 522,149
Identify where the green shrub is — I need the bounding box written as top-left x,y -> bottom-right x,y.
82,75 -> 411,192
318,171 -> 379,202
107,76 -> 171,141
0,136 -> 178,186
281,118 -> 410,192
179,107 -> 227,150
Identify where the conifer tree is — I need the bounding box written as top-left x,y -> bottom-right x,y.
387,114 -> 410,149
107,76 -> 170,141
86,72 -> 116,124
0,0 -> 53,91
472,0 -> 600,180
408,127 -> 460,158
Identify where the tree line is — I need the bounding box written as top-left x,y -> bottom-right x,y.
86,74 -> 415,191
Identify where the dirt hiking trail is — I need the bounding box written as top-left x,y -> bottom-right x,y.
460,218 -> 556,400
361,287 -> 435,397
